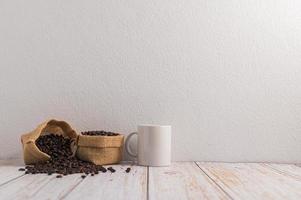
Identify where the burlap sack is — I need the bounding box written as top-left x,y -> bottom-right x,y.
21,119 -> 78,165
76,134 -> 124,165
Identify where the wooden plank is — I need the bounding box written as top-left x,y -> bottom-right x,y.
32,174 -> 84,200
149,162 -> 230,200
261,163 -> 301,180
64,164 -> 147,200
0,165 -> 25,186
0,174 -> 54,199
198,162 -> 301,200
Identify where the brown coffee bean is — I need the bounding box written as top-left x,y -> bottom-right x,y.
56,175 -> 62,178
81,131 -> 119,136
107,167 -> 116,173
125,167 -> 131,173
18,168 -> 25,171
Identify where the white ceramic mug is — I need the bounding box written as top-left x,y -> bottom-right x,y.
125,124 -> 171,166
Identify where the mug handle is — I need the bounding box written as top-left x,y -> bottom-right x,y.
125,132 -> 138,158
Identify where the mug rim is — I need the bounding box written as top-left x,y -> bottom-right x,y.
138,124 -> 171,128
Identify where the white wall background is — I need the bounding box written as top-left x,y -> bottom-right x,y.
0,0 -> 301,162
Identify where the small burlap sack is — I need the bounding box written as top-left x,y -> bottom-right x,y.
21,119 -> 78,165
76,134 -> 124,165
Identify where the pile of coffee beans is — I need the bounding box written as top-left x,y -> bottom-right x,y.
19,134 -> 127,178
81,130 -> 119,136
36,134 -> 73,159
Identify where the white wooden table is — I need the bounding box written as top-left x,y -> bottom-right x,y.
0,160 -> 300,200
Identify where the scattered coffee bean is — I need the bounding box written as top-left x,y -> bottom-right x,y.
91,173 -> 94,176
97,166 -> 107,173
125,167 -> 131,173
81,131 -> 119,136
18,168 -> 25,171
107,167 -> 116,173
81,175 -> 86,179
56,175 -> 62,178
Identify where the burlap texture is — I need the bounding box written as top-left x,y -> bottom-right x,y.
76,134 -> 124,165
20,119 -> 78,165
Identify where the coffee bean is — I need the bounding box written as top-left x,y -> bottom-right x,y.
18,168 -> 25,171
56,175 -> 62,178
97,166 -> 107,173
100,168 -> 107,173
125,167 -> 131,173
81,175 -> 86,179
81,131 -> 119,136
107,167 -> 116,173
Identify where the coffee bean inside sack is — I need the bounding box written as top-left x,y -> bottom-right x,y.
81,130 -> 119,136
21,134 -> 121,178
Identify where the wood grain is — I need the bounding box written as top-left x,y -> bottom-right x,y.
149,162 -> 230,200
0,174 -> 54,199
0,163 -> 84,200
0,165 -> 25,186
198,162 -> 301,200
261,163 -> 301,180
33,174 -> 84,200
64,164 -> 147,200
